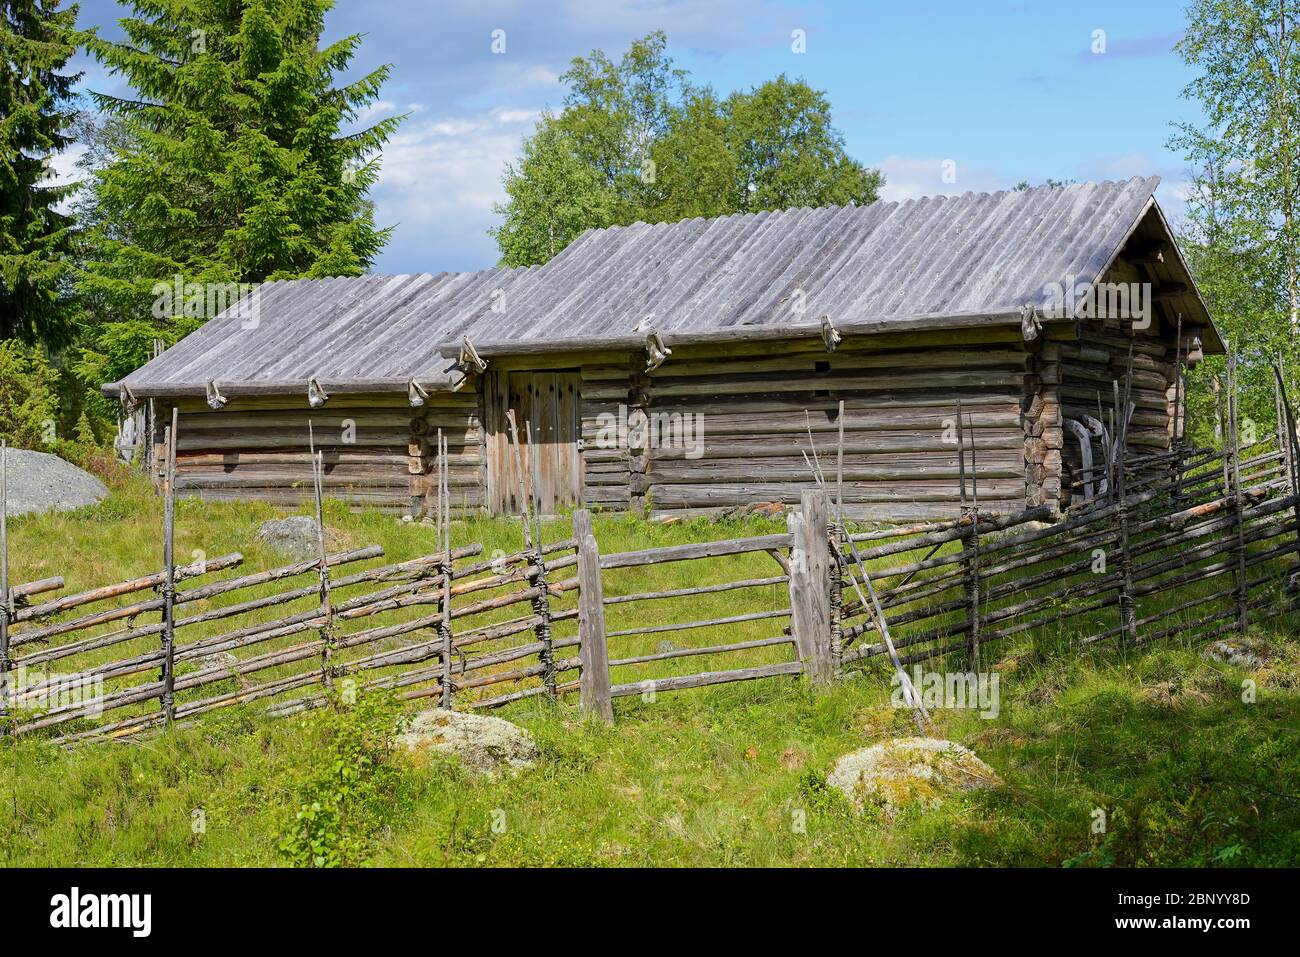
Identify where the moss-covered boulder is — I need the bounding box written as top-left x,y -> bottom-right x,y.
397,709 -> 538,778
827,737 -> 1000,816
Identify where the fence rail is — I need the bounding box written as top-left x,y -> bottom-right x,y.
1,357 -> 1299,741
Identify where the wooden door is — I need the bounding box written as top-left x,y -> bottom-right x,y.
484,370 -> 582,515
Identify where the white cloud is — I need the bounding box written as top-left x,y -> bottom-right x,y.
45,143 -> 87,186
371,106 -> 541,272
354,99 -> 397,126
874,155 -> 1007,202
45,143 -> 88,214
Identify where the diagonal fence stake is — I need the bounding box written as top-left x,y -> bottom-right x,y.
1270,360 -> 1300,569
957,400 -> 982,673
524,418 -> 556,700
1225,352 -> 1250,634
160,407 -> 178,722
308,422 -> 336,696
801,414 -> 931,732
438,430 -> 454,708
506,409 -> 556,699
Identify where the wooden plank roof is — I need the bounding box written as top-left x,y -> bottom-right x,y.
108,176 -> 1217,399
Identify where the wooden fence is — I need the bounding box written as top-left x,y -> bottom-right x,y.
1,361 -> 1299,741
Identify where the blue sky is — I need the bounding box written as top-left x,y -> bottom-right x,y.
67,0 -> 1206,275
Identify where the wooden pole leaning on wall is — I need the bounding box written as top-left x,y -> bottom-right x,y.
573,509 -> 612,723
1,440 -> 11,732
160,407 -> 178,722
308,423 -> 336,696
787,489 -> 833,686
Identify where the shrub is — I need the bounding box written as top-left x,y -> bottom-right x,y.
278,689 -> 410,867
0,340 -> 60,448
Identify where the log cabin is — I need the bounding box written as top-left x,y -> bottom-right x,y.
103,176 -> 1222,521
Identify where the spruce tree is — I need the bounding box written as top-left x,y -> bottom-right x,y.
0,0 -> 81,347
77,0 -> 399,385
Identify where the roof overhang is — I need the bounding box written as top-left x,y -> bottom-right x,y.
102,373 -> 462,402
1082,195 -> 1224,355
437,308 -> 1030,358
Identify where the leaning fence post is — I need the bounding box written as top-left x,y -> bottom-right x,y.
827,538 -> 844,673
573,509 -> 612,723
828,402 -> 845,671
160,407 -> 178,723
308,426 -> 336,697
1270,362 -> 1300,572
507,410 -> 556,699
437,431 -> 454,708
788,489 -> 832,686
1,440 -> 10,732
957,401 -> 983,672
1225,354 -> 1250,634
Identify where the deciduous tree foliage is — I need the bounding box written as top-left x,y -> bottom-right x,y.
0,0 -> 80,348
1173,0 -> 1300,441
75,0 -> 400,388
492,32 -> 882,267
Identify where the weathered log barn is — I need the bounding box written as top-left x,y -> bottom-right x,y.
104,176 -> 1221,520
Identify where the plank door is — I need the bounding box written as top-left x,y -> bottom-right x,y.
484,370 -> 582,516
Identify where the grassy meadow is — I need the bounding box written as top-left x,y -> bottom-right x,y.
1,471 -> 1299,867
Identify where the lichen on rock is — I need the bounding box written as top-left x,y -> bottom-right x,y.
826,737 -> 1001,816
396,709 -> 539,778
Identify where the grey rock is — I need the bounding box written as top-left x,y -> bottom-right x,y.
827,737 -> 1001,816
396,709 -> 538,777
256,516 -> 337,561
0,448 -> 108,518
1203,637 -> 1274,670
655,640 -> 683,654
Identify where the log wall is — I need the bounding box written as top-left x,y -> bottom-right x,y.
578,329 -> 1036,520
151,315 -> 1189,521
1050,255 -> 1190,510
160,390 -> 483,514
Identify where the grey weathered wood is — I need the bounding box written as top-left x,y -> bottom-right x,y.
161,408 -> 178,722
308,438 -> 337,693
599,533 -> 793,569
603,575 -> 788,605
573,509 -> 613,723
608,635 -> 793,667
439,431 -> 454,708
787,489 -> 832,685
608,661 -> 805,698
607,608 -> 791,639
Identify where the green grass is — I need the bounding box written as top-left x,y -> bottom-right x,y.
2,475 -> 1299,867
